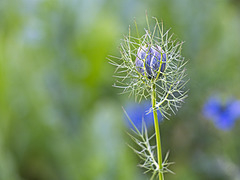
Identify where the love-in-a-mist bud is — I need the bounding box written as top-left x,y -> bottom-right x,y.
135,45 -> 166,79
111,18 -> 188,178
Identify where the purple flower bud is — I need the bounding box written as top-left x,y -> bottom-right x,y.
135,46 -> 150,76
135,45 -> 166,79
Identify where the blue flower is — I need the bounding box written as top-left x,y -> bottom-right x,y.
124,101 -> 162,131
203,97 -> 240,130
135,45 -> 166,79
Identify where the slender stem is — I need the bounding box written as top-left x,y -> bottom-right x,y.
151,83 -> 164,180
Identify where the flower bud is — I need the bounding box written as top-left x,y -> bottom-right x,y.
135,45 -> 166,79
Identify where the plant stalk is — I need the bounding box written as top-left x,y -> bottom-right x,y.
151,83 -> 164,180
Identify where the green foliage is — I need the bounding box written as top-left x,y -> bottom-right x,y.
124,108 -> 175,179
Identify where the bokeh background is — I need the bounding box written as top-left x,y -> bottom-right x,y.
1,0 -> 240,179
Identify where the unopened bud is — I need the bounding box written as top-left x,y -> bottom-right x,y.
135,45 -> 166,79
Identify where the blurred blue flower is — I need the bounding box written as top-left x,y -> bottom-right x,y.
135,45 -> 166,79
203,97 -> 240,130
124,101 -> 162,131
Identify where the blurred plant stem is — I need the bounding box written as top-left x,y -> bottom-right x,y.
151,83 -> 164,180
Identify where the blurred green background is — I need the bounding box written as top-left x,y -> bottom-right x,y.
1,0 -> 240,179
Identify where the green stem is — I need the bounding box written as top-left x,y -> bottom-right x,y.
151,83 -> 164,180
